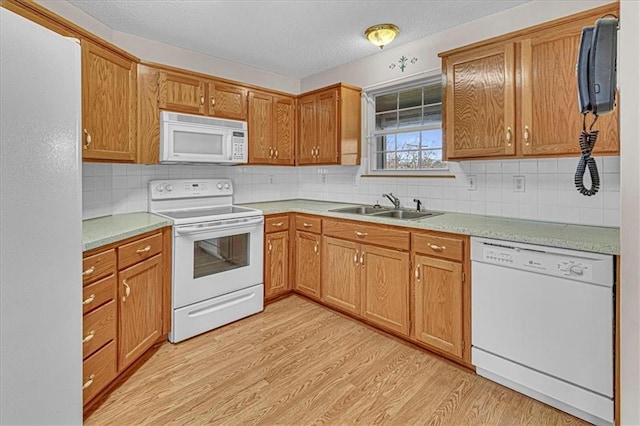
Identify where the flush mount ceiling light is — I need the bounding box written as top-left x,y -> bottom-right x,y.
364,23 -> 400,49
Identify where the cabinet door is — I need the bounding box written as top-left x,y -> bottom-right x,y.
248,91 -> 273,164
273,95 -> 296,165
118,254 -> 162,371
413,255 -> 463,358
521,31 -> 619,156
361,245 -> 410,336
158,71 -> 206,115
208,81 -> 247,120
322,236 -> 360,315
444,43 -> 516,159
265,231 -> 289,298
294,231 -> 321,299
316,89 -> 339,163
298,94 -> 316,164
81,40 -> 136,162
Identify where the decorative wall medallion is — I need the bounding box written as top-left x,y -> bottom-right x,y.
389,56 -> 418,72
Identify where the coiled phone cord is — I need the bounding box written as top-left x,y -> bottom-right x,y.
574,114 -> 600,196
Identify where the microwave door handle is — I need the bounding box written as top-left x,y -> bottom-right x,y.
175,217 -> 263,235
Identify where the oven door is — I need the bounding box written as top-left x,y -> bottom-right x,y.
173,216 -> 263,308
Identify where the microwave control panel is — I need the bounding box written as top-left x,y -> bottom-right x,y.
232,131 -> 247,160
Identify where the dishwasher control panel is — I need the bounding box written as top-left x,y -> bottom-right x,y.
480,244 -> 595,281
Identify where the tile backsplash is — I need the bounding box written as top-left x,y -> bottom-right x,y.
82,156 -> 620,227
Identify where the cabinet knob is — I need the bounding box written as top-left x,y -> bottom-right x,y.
82,330 -> 95,344
524,125 -> 531,146
83,129 -> 92,149
211,96 -> 215,107
82,294 -> 96,305
82,374 -> 95,390
122,279 -> 131,302
506,126 -> 512,147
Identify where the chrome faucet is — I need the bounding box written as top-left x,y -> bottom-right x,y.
382,193 -> 401,209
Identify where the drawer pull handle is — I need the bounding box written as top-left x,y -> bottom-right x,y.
415,265 -> 420,281
122,280 -> 131,302
360,251 -> 365,267
274,149 -> 278,159
83,129 -> 92,149
136,245 -> 151,253
428,243 -> 446,251
83,374 -> 95,390
200,95 -> 205,106
82,266 -> 95,276
314,241 -> 319,254
82,330 -> 95,344
354,231 -> 368,237
353,250 -> 359,265
303,223 -> 313,228
506,126 -> 512,147
211,96 -> 216,107
268,241 -> 272,253
82,294 -> 96,305
524,125 -> 531,146
272,222 -> 284,227
269,147 -> 274,159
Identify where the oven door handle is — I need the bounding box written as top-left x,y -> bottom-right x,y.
175,217 -> 264,235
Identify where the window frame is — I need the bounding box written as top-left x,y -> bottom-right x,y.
365,74 -> 448,175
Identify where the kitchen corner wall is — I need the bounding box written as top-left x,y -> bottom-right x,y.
83,156 -> 620,227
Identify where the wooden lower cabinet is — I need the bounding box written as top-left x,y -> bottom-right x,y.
265,230 -> 289,299
322,236 -> 361,315
361,247 -> 410,336
118,254 -> 163,371
412,254 -> 464,358
294,230 -> 321,299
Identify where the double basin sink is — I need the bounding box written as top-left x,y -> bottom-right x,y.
329,205 -> 443,220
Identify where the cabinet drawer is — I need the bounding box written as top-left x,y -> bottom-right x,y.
82,274 -> 116,315
83,340 -> 117,405
82,249 -> 116,285
118,233 -> 162,270
265,215 -> 289,233
324,219 -> 409,251
412,233 -> 464,261
83,300 -> 116,360
295,215 -> 322,233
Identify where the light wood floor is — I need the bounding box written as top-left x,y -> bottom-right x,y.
86,295 -> 587,425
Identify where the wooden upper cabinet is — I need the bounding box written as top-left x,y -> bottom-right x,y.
297,84 -> 361,166
158,71 -> 206,115
81,39 -> 137,162
208,81 -> 247,120
441,3 -> 619,160
247,91 -> 295,165
298,94 -> 317,164
520,23 -> 619,156
443,43 -> 516,159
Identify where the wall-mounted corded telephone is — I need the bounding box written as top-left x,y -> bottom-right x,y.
574,17 -> 618,197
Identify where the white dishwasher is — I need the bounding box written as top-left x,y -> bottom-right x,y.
471,237 -> 614,426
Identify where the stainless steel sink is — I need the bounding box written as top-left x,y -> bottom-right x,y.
330,205 -> 443,220
370,210 -> 443,220
330,205 -> 391,215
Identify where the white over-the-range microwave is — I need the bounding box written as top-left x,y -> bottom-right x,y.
160,111 -> 248,164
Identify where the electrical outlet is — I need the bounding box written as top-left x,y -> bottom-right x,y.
513,175 -> 525,192
468,175 -> 477,191
321,174 -> 326,184
268,175 -> 275,184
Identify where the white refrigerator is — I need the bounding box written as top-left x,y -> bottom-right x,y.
1,8 -> 83,425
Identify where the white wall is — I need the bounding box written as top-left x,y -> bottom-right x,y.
619,1 -> 640,424
35,1 -> 300,93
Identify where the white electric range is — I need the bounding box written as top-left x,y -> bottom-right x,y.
149,179 -> 264,343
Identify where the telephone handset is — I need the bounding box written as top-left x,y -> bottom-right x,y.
574,17 -> 618,197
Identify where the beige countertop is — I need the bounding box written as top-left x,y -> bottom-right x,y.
83,212 -> 172,252
240,199 -> 620,255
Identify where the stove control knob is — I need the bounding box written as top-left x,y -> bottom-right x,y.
156,184 -> 164,192
164,184 -> 173,192
569,265 -> 584,276
217,183 -> 223,190
224,183 -> 230,190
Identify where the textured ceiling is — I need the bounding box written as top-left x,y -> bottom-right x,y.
68,0 -> 530,79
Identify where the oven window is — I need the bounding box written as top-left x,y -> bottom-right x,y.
193,233 -> 249,278
174,131 -> 224,155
